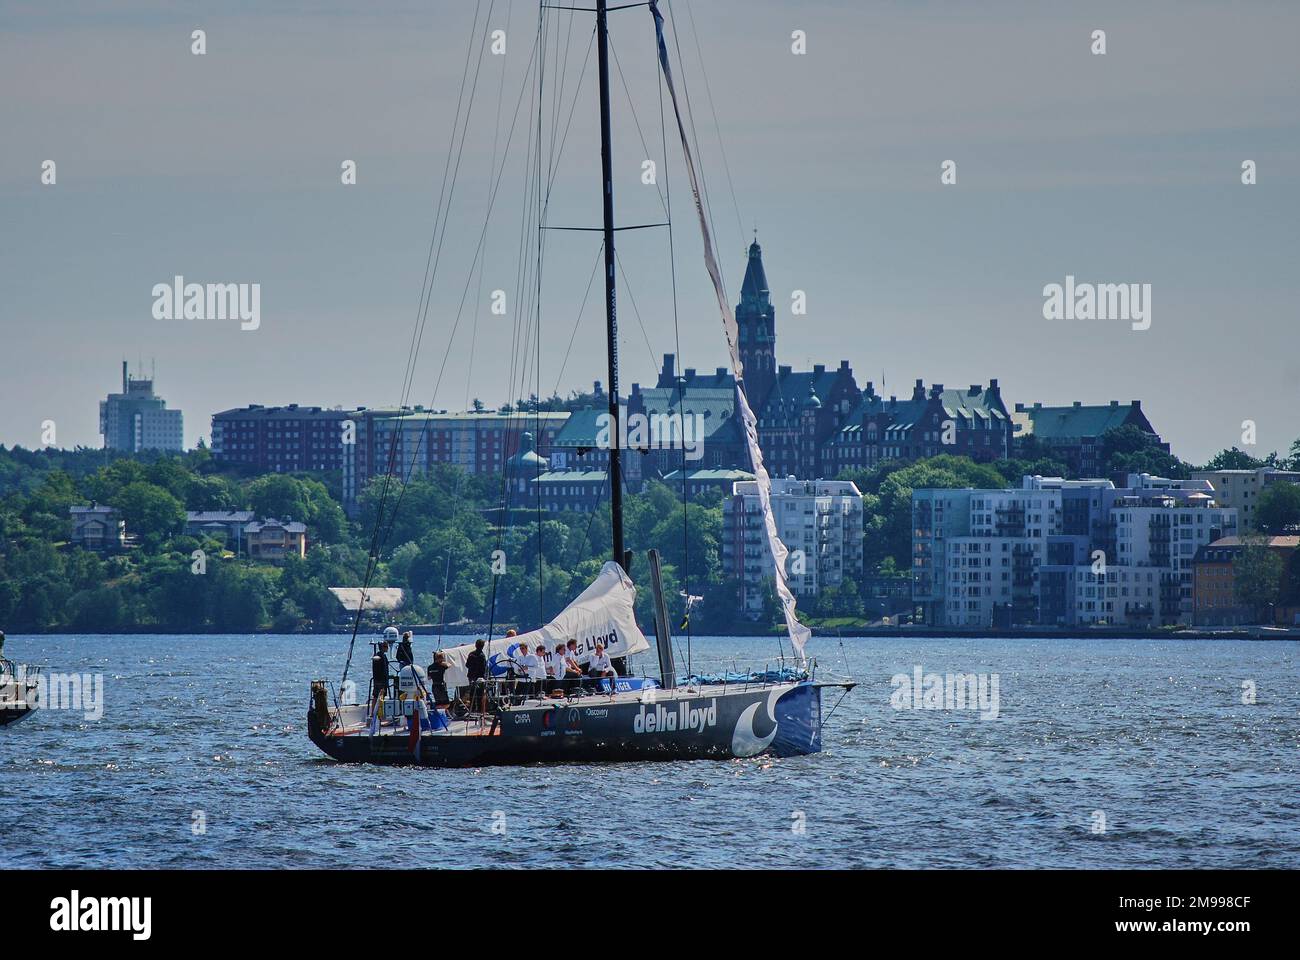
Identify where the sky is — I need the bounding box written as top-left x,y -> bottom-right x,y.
1,0 -> 1297,466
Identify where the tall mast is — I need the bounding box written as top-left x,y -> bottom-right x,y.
595,0 -> 625,570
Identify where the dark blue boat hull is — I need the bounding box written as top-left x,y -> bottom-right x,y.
308,682 -> 825,767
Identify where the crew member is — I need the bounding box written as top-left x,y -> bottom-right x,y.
587,641 -> 617,693
513,643 -> 540,700
427,650 -> 451,706
529,643 -> 549,697
396,631 -> 415,667
562,641 -> 584,692
466,638 -> 488,712
548,642 -> 567,694
371,640 -> 391,714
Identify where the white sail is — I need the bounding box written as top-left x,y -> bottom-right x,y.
438,561 -> 651,688
649,1 -> 811,657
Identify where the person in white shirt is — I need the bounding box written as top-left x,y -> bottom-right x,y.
562,640 -> 584,693
586,642 -> 617,693
514,644 -> 540,700
529,643 -> 549,692
548,642 -> 567,694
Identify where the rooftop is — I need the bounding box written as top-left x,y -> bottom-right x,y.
1013,400 -> 1145,440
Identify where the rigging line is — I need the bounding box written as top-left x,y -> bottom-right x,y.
508,9 -> 548,414
545,2 -> 578,193
535,0 -> 547,628
658,36 -> 691,675
682,0 -> 745,253
540,27 -> 596,214
386,15 -> 538,498
399,0 -> 485,413
466,0 -> 517,413
366,0 -> 488,552
403,0 -> 497,414
365,0 -> 500,569
507,11 -> 575,631
609,33 -> 669,217
486,0 -> 547,641
614,250 -> 661,373
550,242 -> 605,397
367,15 -> 542,595
342,0 -> 489,684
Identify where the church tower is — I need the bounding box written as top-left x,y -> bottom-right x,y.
736,237 -> 776,405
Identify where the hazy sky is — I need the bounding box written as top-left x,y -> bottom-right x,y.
2,0 -> 1297,465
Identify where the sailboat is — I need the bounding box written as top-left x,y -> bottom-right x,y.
307,0 -> 853,767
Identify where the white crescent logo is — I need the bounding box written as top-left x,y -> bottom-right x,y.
731,688 -> 780,757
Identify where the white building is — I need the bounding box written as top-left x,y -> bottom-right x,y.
1190,467 -> 1300,532
913,473 -> 1237,628
723,478 -> 864,616
942,487 -> 1062,627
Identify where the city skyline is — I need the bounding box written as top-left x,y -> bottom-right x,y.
3,0 -> 1298,465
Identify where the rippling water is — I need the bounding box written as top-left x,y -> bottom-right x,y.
2,633 -> 1297,868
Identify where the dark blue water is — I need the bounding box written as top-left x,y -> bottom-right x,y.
2,634 -> 1296,868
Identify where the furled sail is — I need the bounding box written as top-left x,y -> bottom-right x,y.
438,561 -> 651,688
649,1 -> 811,657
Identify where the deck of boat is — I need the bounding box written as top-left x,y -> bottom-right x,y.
324,680 -> 797,739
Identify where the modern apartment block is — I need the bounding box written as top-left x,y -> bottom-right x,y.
1190,467 -> 1300,532
913,474 -> 1238,628
212,405 -> 571,515
211,404 -> 357,474
722,478 -> 864,617
100,362 -> 184,452
363,411 -> 568,495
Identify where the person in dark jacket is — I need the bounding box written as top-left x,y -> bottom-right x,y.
396,631 -> 415,667
427,651 -> 451,706
465,638 -> 488,712
371,640 -> 391,712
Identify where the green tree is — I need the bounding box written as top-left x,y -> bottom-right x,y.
1235,536 -> 1283,622
1255,483 -> 1300,534
1201,447 -> 1271,471
1285,437 -> 1300,471
212,563 -> 271,631
113,482 -> 186,544
1100,425 -> 1190,479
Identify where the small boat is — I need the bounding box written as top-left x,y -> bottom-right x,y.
307,0 -> 854,766
0,656 -> 38,728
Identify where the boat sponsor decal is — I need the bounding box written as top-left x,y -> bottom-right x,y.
633,698 -> 717,735
731,689 -> 781,757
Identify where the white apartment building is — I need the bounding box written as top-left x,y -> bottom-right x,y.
943,487 -> 1061,627
723,478 -> 864,616
914,474 -> 1237,628
1190,467 -> 1300,532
